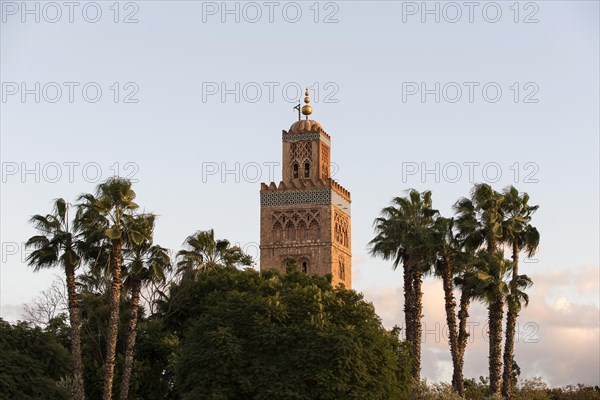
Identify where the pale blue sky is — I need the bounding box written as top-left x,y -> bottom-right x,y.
1,0 -> 598,386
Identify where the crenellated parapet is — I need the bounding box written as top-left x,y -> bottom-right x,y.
330,180 -> 351,202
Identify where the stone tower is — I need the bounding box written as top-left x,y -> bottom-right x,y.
260,91 -> 351,288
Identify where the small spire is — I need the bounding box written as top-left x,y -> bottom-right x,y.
301,87 -> 312,120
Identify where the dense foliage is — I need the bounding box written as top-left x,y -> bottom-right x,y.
2,267 -> 413,400
0,319 -> 72,400
410,378 -> 600,400
169,266 -> 412,400
2,314 -> 598,400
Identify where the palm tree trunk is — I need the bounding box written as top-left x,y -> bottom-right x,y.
119,278 -> 142,400
412,267 -> 423,381
502,241 -> 520,399
103,238 -> 123,400
488,298 -> 504,396
403,263 -> 415,376
441,256 -> 462,396
66,262 -> 86,400
488,237 -> 496,255
456,287 -> 471,397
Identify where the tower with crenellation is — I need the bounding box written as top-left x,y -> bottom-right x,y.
259,89 -> 352,288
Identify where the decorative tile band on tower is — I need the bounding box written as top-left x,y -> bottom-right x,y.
260,189 -> 351,216
282,132 -> 331,146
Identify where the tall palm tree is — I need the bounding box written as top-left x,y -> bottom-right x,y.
370,190 -> 437,380
501,186 -> 540,399
455,184 -> 506,395
472,251 -> 512,397
25,198 -> 86,400
119,214 -> 171,400
429,216 -> 464,395
176,229 -> 253,279
76,178 -> 140,400
452,254 -> 479,397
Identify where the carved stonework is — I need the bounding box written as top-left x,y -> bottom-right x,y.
321,145 -> 330,181
290,141 -> 312,162
270,210 -> 320,244
339,259 -> 346,281
334,211 -> 349,248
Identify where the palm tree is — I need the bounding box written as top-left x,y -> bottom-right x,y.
472,251 -> 512,397
452,255 -> 479,397
429,216 -> 464,395
501,186 -> 540,399
76,178 -> 140,400
176,229 -> 253,279
25,198 -> 86,400
370,190 -> 437,380
455,184 -> 506,395
119,214 -> 171,400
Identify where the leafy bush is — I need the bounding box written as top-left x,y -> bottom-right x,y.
0,319 -> 72,400
171,266 -> 413,400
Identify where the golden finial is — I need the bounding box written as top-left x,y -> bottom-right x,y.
301,87 -> 312,120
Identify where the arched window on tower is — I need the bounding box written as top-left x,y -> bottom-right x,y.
301,260 -> 308,274
293,162 -> 299,179
304,162 -> 310,178
273,222 -> 282,242
339,260 -> 345,281
286,221 -> 296,241
297,221 -> 307,241
309,220 -> 319,240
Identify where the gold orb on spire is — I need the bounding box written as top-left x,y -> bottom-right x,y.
301,87 -> 312,119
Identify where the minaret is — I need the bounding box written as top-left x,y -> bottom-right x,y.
260,90 -> 352,288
